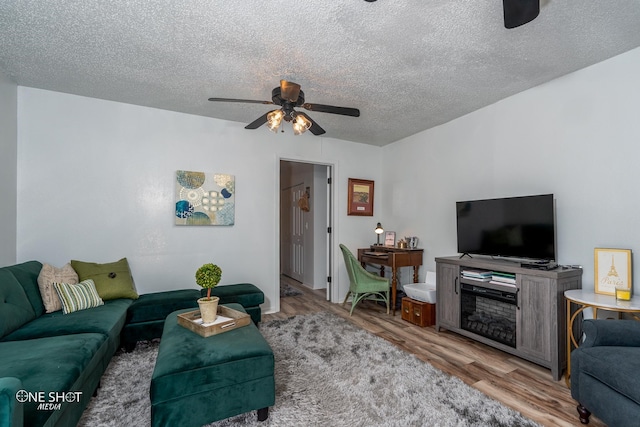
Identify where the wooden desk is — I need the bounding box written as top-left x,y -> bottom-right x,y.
358,246 -> 423,315
564,289 -> 640,386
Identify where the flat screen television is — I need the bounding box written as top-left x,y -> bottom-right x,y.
456,194 -> 556,262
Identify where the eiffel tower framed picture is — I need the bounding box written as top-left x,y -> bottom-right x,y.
594,248 -> 633,296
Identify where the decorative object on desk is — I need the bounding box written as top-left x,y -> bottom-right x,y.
384,231 -> 396,247
594,248 -> 632,296
405,236 -> 419,249
175,170 -> 235,226
195,263 -> 222,323
347,178 -> 374,216
397,239 -> 407,249
374,222 -> 384,245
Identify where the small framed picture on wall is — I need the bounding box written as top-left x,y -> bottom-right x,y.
347,178 -> 374,216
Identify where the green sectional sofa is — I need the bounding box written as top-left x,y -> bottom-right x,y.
0,261 -> 267,427
0,261 -> 133,427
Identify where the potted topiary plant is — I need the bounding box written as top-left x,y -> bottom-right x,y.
195,263 -> 222,324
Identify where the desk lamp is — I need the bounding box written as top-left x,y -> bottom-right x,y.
374,222 -> 384,245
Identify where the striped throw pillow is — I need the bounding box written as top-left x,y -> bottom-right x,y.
53,279 -> 104,314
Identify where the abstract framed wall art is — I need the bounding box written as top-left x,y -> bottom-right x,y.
594,248 -> 632,295
347,178 -> 374,216
175,171 -> 235,226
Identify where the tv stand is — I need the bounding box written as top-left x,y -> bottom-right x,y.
435,256 -> 582,380
459,253 -> 473,259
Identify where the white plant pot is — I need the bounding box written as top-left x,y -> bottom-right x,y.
197,296 -> 220,324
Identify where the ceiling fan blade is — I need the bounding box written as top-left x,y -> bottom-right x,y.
503,0 -> 539,29
244,112 -> 270,129
298,112 -> 326,136
302,103 -> 360,117
208,97 -> 274,105
280,80 -> 301,102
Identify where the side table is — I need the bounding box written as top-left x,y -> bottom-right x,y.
564,289 -> 640,386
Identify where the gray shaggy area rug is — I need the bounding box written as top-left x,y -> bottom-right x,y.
78,312 -> 540,427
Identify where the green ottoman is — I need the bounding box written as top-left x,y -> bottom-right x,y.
150,305 -> 275,426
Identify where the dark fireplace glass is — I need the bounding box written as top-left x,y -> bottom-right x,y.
461,291 -> 516,348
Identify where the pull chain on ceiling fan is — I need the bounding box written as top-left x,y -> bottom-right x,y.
208,80 -> 360,136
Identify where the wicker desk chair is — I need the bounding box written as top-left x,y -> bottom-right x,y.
339,244 -> 390,316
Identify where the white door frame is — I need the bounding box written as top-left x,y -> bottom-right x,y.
277,157 -> 335,308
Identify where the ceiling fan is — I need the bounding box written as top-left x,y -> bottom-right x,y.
503,0 -> 539,28
208,80 -> 360,136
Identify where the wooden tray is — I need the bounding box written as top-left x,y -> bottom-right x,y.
177,306 -> 251,337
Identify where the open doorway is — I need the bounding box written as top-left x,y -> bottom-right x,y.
279,160 -> 332,302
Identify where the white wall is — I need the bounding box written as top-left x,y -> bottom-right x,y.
381,47 -> 640,289
19,47 -> 637,308
0,71 -> 17,266
16,88 -> 382,312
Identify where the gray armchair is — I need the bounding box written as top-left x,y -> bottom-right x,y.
571,319 -> 640,425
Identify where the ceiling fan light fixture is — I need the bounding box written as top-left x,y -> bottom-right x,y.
292,113 -> 312,135
266,109 -> 284,132
208,80 -> 358,137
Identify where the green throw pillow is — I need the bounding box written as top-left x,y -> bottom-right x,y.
53,279 -> 104,314
71,258 -> 139,301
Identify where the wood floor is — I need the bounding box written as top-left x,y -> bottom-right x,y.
269,277 -> 605,427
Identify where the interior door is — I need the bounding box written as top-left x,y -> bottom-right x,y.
287,183 -> 305,282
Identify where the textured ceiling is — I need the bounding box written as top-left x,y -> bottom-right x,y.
1,1 -> 640,146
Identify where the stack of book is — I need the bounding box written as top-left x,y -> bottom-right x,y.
490,272 -> 516,287
461,270 -> 492,282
